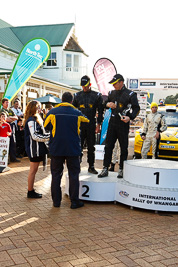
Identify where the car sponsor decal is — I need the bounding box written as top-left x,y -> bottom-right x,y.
119,191 -> 129,198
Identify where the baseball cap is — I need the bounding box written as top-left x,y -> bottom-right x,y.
80,75 -> 90,86
109,74 -> 124,84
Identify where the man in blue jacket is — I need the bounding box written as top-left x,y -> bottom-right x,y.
44,92 -> 89,209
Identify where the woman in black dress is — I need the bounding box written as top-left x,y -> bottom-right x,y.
24,100 -> 50,198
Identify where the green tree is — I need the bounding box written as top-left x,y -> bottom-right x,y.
164,93 -> 178,104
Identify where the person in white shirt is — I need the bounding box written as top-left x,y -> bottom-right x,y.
11,100 -> 23,124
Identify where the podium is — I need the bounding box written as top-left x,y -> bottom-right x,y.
65,167 -> 117,201
116,159 -> 178,212
65,160 -> 178,212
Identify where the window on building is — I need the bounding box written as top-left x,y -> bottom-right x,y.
66,54 -> 72,71
47,52 -> 57,66
74,55 -> 79,72
66,54 -> 80,72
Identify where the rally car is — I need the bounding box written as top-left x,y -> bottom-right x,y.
134,106 -> 178,160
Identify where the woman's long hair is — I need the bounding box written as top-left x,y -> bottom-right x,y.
24,100 -> 43,126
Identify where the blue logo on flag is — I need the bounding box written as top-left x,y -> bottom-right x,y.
3,38 -> 51,101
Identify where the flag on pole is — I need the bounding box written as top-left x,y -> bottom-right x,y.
3,38 -> 51,102
99,108 -> 112,145
93,57 -> 117,96
93,58 -> 117,145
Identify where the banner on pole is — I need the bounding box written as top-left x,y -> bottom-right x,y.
93,58 -> 117,96
0,137 -> 10,167
3,38 -> 51,102
100,108 -> 112,145
93,58 -> 117,145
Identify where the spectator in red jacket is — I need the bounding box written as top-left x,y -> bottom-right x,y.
0,112 -> 12,137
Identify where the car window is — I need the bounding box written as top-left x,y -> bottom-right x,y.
163,112 -> 178,127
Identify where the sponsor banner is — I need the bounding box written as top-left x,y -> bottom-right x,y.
128,78 -> 178,90
93,58 -> 117,96
140,82 -> 156,87
115,182 -> 178,212
93,58 -> 116,145
128,91 -> 147,137
134,91 -> 147,122
128,78 -> 139,89
140,79 -> 178,89
0,137 -> 9,167
3,38 -> 51,102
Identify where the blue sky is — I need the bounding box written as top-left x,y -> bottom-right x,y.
1,0 -> 178,85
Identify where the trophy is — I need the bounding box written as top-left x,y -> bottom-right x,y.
118,104 -> 132,119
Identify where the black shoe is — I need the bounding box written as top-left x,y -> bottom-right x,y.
117,169 -> 123,178
17,155 -> 23,158
88,166 -> 98,174
98,167 -> 108,178
70,200 -> 84,209
53,203 -> 61,208
109,163 -> 115,172
27,189 -> 42,198
11,159 -> 21,163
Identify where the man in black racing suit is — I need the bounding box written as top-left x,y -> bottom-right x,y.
98,74 -> 140,178
73,75 -> 103,174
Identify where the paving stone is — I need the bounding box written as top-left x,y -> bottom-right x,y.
10,253 -> 27,264
0,154 -> 178,267
0,251 -> 12,262
134,258 -> 155,266
160,257 -> 178,266
86,260 -> 111,267
69,256 -> 93,265
26,255 -> 43,267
